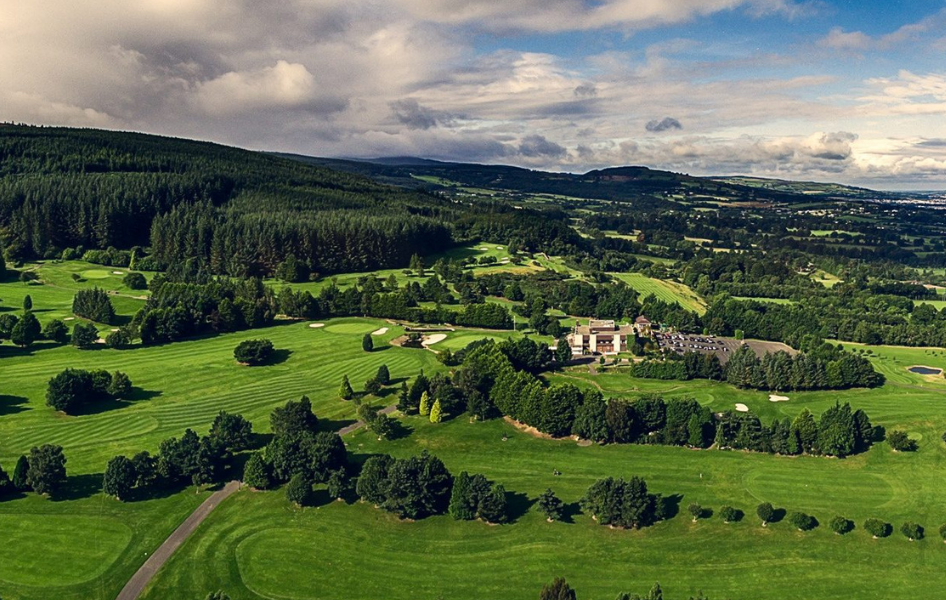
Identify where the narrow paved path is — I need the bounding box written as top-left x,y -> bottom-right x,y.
337,404 -> 397,436
116,480 -> 241,600
116,405 -> 397,599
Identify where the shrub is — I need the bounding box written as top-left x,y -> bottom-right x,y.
757,502 -> 775,526
46,368 -> 132,413
901,522 -> 924,541
864,518 -> 891,538
123,272 -> 147,290
829,516 -> 853,535
42,319 -> 70,344
789,511 -> 816,531
688,503 -> 703,522
234,339 -> 274,365
105,329 -> 132,349
887,430 -> 918,452
71,322 -> 100,348
362,333 -> 374,352
719,505 -> 739,523
939,523 -> 946,543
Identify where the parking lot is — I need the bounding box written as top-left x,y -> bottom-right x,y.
654,332 -> 794,364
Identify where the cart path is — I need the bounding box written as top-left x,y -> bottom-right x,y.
115,480 -> 241,600
116,405 -> 397,599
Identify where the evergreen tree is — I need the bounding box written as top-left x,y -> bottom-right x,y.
901,522 -> 924,541
209,411 -> 253,451
429,399 -> 443,423
103,455 -> 136,501
419,391 -> 431,416
688,503 -> 703,522
555,337 -> 572,364
243,453 -> 272,490
0,460 -> 10,494
756,502 -> 774,526
791,409 -> 819,454
407,371 -> 429,413
11,456 -> 29,491
327,469 -> 347,500
10,313 -> 39,347
537,488 -> 564,522
72,288 -> 115,323
42,319 -> 70,343
339,375 -> 354,400
26,444 -> 67,496
396,381 -> 410,412
376,364 -> 391,386
108,371 -> 133,399
285,473 -> 313,507
539,578 -> 577,600
23,295 -> 32,311
449,471 -> 476,520
478,483 -> 508,524
362,333 -> 373,352
71,322 -> 99,348
829,515 -> 853,535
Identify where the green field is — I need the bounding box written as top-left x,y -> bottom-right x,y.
7,264 -> 946,600
139,360 -> 946,600
611,273 -> 707,314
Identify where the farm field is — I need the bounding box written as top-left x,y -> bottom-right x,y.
610,272 -> 707,314
142,361 -> 946,600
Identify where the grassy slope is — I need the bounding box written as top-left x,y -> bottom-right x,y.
140,349 -> 946,600
611,272 -> 707,314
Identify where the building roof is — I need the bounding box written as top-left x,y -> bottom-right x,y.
635,316 -> 651,324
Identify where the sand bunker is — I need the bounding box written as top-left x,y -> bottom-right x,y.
735,403 -> 749,412
769,394 -> 790,402
371,327 -> 389,336
112,271 -> 124,275
64,317 -> 75,321
308,323 -> 325,328
422,333 -> 448,346
495,245 -> 503,249
479,246 -> 490,251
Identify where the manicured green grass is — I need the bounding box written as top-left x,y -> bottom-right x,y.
0,318 -> 443,474
142,381 -> 946,600
0,260 -> 150,329
610,273 -> 706,314
0,489 -> 205,600
915,299 -> 946,311
812,270 -> 842,288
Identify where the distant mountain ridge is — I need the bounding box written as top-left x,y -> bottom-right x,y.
274,153 -> 892,204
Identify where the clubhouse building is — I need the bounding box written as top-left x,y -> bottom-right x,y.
568,319 -> 636,355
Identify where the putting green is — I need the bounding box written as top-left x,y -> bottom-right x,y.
79,269 -> 113,280
0,514 -> 132,586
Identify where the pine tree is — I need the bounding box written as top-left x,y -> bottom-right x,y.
537,488 -> 564,522
362,333 -> 373,352
12,456 -> 28,491
243,453 -> 272,490
429,399 -> 443,423
23,295 -> 32,311
449,472 -> 476,520
478,483 -> 508,524
396,382 -> 410,412
327,469 -> 347,500
339,375 -> 354,400
419,391 -> 431,416
376,364 -> 390,386
285,473 -> 313,507
539,578 -> 577,600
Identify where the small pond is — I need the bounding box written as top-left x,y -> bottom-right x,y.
908,366 -> 943,376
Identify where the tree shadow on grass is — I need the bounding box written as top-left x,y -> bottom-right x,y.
505,490 -> 536,524
558,501 -> 583,524
769,508 -> 787,524
262,348 -> 292,366
385,419 -> 413,441
319,417 -> 358,434
660,494 -> 683,521
0,395 -> 29,416
70,388 -> 162,416
388,376 -> 410,386
52,473 -> 102,502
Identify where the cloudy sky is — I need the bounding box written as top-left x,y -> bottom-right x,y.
2,1 -> 945,189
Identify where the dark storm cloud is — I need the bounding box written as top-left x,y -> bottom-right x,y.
390,99 -> 459,130
518,134 -> 567,158
645,117 -> 683,132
